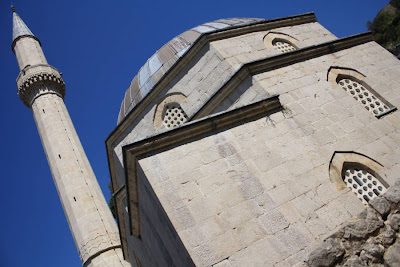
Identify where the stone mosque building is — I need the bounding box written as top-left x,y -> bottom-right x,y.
11,5 -> 400,267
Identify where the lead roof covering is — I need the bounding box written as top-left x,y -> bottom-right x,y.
117,18 -> 264,123
12,11 -> 35,45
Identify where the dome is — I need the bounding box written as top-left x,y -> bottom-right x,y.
117,17 -> 264,123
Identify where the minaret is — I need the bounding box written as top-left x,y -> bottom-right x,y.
11,7 -> 129,267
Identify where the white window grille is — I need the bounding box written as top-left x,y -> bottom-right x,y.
273,40 -> 296,53
338,78 -> 391,117
163,103 -> 188,129
343,167 -> 387,205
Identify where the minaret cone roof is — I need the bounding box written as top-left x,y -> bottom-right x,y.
11,6 -> 39,51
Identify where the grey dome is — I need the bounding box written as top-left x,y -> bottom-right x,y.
117,17 -> 264,123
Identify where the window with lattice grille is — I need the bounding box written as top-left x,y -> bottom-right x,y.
273,40 -> 296,53
163,103 -> 188,129
338,78 -> 394,117
343,166 -> 387,205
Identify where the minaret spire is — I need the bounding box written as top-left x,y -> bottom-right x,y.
11,7 -> 39,52
11,7 -> 129,267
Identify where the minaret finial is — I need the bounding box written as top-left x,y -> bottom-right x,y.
11,5 -> 16,13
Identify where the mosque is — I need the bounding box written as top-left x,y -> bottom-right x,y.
11,5 -> 400,267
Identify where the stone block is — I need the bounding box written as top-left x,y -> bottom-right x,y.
311,127 -> 336,146
187,192 -> 228,223
234,218 -> 266,249
219,199 -> 263,229
291,194 -> 320,219
253,150 -> 285,172
254,192 -> 277,210
273,224 -> 314,256
315,199 -> 352,230
274,249 -> 308,267
239,176 -> 264,199
278,201 -> 302,224
229,235 -> 287,267
209,229 -> 243,265
259,208 -> 289,234
267,184 -> 295,206
305,214 -> 330,240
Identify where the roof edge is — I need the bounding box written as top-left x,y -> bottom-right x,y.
109,12 -> 317,141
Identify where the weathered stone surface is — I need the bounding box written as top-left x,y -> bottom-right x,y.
384,240 -> 400,267
342,255 -> 367,267
374,226 -> 396,246
383,183 -> 400,204
306,238 -> 344,267
387,213 -> 400,231
369,197 -> 391,217
360,243 -> 384,263
305,174 -> 400,267
343,208 -> 383,239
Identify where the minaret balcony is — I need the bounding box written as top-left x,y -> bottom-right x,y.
16,64 -> 65,107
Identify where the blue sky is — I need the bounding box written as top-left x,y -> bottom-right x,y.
0,0 -> 389,266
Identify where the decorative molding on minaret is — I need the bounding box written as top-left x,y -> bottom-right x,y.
16,64 -> 65,107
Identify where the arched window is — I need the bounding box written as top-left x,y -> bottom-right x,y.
342,163 -> 387,204
338,78 -> 390,117
162,102 -> 188,129
329,152 -> 389,206
153,93 -> 188,129
264,32 -> 298,53
272,39 -> 297,53
327,67 -> 396,118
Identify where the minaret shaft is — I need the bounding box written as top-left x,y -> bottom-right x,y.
14,37 -> 47,69
12,9 -> 129,266
31,93 -> 122,263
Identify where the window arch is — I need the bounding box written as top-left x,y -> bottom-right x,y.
342,162 -> 387,204
153,93 -> 188,129
272,39 -> 297,53
327,67 -> 396,118
162,102 -> 188,129
264,32 -> 298,53
329,152 -> 389,205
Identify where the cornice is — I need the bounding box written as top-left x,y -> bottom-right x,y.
191,32 -> 373,119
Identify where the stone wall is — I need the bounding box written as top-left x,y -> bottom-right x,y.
111,22 -> 337,188
137,105 -> 400,266
134,40 -> 400,265
110,20 -> 400,266
306,179 -> 400,267
110,22 -> 340,265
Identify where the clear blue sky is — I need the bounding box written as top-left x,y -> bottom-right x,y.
0,0 -> 389,266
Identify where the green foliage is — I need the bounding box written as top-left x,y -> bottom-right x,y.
108,182 -> 117,218
391,0 -> 400,9
368,3 -> 400,54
